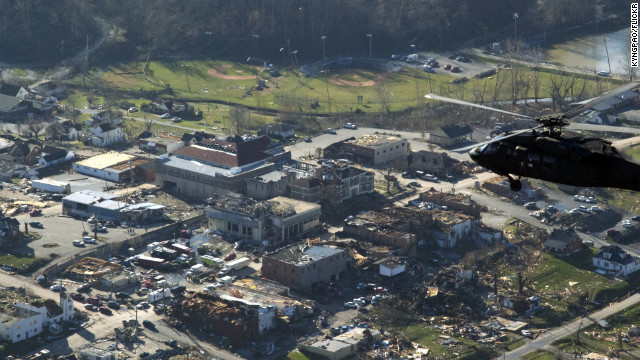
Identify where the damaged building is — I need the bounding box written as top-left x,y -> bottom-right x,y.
170,292 -> 276,346
63,257 -> 137,289
261,243 -> 348,293
155,134 -> 290,198
206,193 -> 321,243
73,152 -> 150,183
289,161 -> 375,204
0,293 -> 74,343
62,190 -> 165,224
343,205 -> 479,253
323,134 -> 408,166
300,327 -> 382,360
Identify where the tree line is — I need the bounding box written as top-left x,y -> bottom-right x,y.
0,0 -> 627,64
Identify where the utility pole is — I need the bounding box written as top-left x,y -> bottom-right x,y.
604,37 -> 612,75
182,65 -> 191,93
253,34 -> 260,58
83,34 -> 89,88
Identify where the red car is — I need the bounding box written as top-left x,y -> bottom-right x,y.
448,54 -> 456,59
451,66 -> 461,72
430,61 -> 439,67
444,64 -> 452,70
99,306 -> 112,315
224,252 -> 237,261
29,209 -> 42,216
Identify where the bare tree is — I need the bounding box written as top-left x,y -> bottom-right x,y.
229,105 -> 249,134
620,41 -> 639,82
45,121 -> 64,141
375,80 -> 393,115
143,114 -> 154,133
21,117 -> 48,141
492,69 -> 508,104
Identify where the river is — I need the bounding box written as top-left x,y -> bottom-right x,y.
546,28 -> 629,75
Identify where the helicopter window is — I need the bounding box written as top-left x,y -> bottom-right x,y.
483,143 -> 498,154
542,156 -> 556,172
527,153 -> 540,168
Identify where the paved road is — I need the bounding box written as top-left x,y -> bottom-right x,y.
569,123 -> 640,134
504,293 -> 640,359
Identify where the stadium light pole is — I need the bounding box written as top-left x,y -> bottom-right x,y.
321,35 -> 327,60
604,37 -> 612,75
292,50 -> 298,67
367,33 -> 373,64
513,13 -> 518,40
321,69 -> 331,113
410,44 -> 416,54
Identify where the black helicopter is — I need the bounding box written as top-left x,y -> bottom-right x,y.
425,81 -> 640,191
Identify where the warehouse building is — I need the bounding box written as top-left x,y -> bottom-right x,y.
324,134 -> 408,166
72,152 -> 148,183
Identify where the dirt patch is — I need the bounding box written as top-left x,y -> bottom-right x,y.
328,73 -> 386,87
208,66 -> 255,80
42,243 -> 59,248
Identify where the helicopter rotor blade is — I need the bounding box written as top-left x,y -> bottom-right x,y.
452,126 -> 542,153
425,94 -> 534,119
564,81 -> 640,119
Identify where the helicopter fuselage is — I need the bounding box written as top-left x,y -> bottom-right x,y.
469,131 -> 640,191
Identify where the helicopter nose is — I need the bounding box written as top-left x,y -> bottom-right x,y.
469,147 -> 481,161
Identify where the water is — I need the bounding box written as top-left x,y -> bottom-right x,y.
546,28 -> 629,75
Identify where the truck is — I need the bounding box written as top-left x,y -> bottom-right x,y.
147,288 -> 171,303
136,255 -> 166,269
224,256 -> 250,271
31,179 -> 71,194
170,243 -> 193,255
200,255 -> 224,267
189,264 -> 205,274
406,53 -> 418,62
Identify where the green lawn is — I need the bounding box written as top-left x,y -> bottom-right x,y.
67,59 -> 618,116
0,253 -> 46,273
521,349 -> 559,360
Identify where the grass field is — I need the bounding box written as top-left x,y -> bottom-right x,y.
0,253 -> 46,273
69,59 -> 621,117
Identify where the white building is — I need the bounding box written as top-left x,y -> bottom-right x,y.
90,123 -> 125,147
428,210 -> 476,249
0,294 -> 74,343
378,257 -> 406,277
72,152 -> 137,182
78,348 -> 116,360
593,245 -> 640,276
219,294 -> 277,335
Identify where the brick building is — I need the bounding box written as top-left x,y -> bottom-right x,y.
261,243 -> 348,292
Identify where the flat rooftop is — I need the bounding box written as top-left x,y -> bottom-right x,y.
161,155 -> 270,177
63,189 -> 119,205
268,244 -> 344,266
271,196 -> 320,215
349,134 -> 404,148
74,152 -> 136,169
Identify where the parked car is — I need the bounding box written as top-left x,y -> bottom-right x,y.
524,202 -> 538,210
304,136 -> 312,143
422,65 -> 435,73
448,54 -> 456,59
326,128 -> 337,134
29,209 -> 42,216
142,320 -> 155,329
408,181 -> 422,187
607,228 -> 620,237
443,64 -> 452,70
344,302 -> 357,309
107,301 -> 120,310
83,236 -> 97,244
84,304 -> 98,311
423,174 -> 438,182
99,306 -> 112,315
50,284 -> 66,292
73,240 -> 85,247
115,292 -> 130,299
160,113 -> 172,119
71,293 -> 85,302
402,171 -> 416,179
632,215 -> 640,221
427,57 -> 436,63
451,66 -> 461,72
224,252 -> 237,261
597,70 -> 610,77
343,123 -> 357,129
76,283 -> 90,292
579,205 -> 591,213
456,56 -> 470,62
172,117 -> 182,123
391,54 -> 402,60
430,61 -> 439,67
29,221 -> 43,229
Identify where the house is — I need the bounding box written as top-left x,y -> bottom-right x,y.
427,209 -> 476,248
263,123 -> 295,138
287,161 -> 374,204
180,131 -> 216,146
593,245 -> 640,276
0,94 -> 31,119
500,295 -> 541,314
37,146 -> 73,167
89,122 -> 125,147
0,82 -> 29,99
30,80 -> 61,97
544,228 -> 583,255
0,294 -> 74,343
323,134 -> 408,166
261,243 -> 348,292
206,193 -> 321,243
55,120 -> 85,141
428,124 -> 473,147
